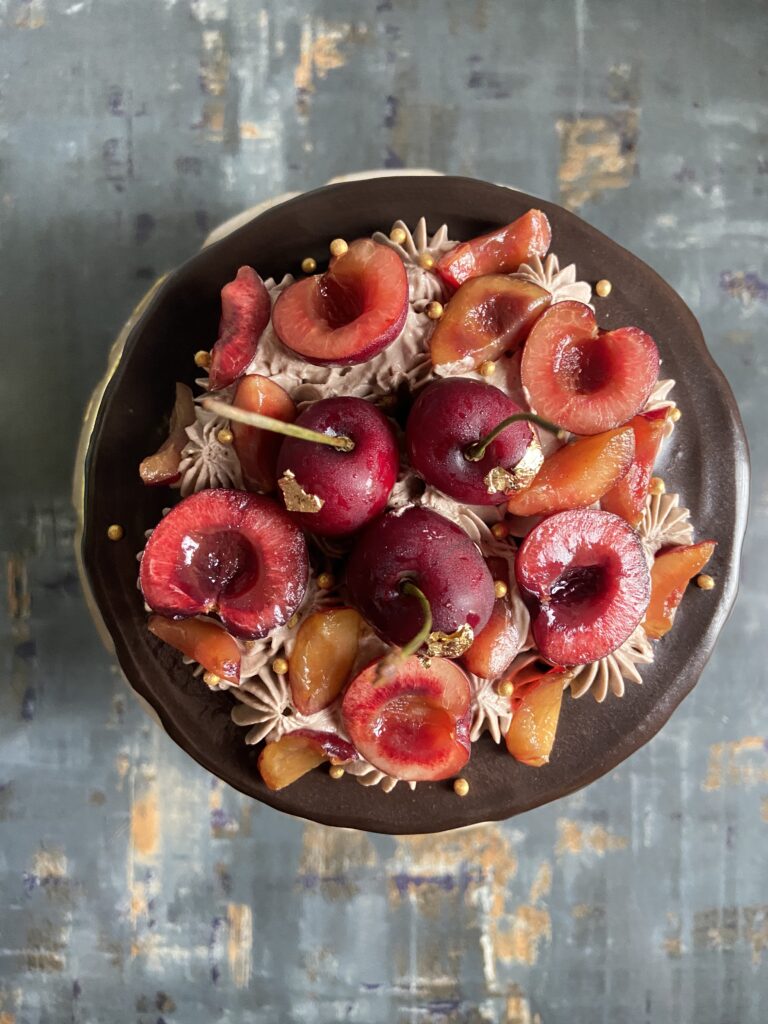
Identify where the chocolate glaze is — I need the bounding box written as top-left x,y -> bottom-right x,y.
81,176 -> 749,834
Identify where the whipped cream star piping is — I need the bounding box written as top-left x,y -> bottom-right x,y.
510,253 -> 593,308
638,491 -> 694,557
178,410 -> 243,496
469,674 -> 513,743
645,378 -> 678,438
568,625 -> 654,702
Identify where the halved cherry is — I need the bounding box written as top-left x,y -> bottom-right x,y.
148,614 -> 241,684
435,210 -> 552,289
139,382 -> 196,486
231,374 -> 296,493
644,541 -> 716,639
208,267 -> 271,390
258,730 -> 357,791
505,674 -> 565,766
516,509 -> 651,666
289,607 -> 363,715
505,427 -> 635,518
601,408 -> 669,526
462,557 -> 522,679
429,277 -> 551,371
341,655 -> 471,781
272,239 -> 408,365
521,301 -> 660,435
140,489 -> 308,640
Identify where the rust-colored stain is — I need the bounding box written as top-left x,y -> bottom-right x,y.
25,922 -> 66,972
702,736 -> 768,791
130,789 -> 160,859
497,861 -> 552,966
197,28 -> 230,142
555,818 -> 628,857
663,912 -> 684,959
762,796 -> 768,822
556,112 -> 638,209
226,902 -> 253,989
297,822 -> 378,900
294,21 -> 350,94
0,1013 -> 16,1024
504,985 -> 540,1024
693,905 -> 768,965
13,0 -> 46,30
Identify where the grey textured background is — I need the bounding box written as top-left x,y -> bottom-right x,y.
1,1 -> 766,1021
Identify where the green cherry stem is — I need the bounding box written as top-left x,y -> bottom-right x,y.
464,412 -> 567,463
203,397 -> 355,452
398,581 -> 433,659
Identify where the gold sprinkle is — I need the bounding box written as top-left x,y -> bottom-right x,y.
595,278 -> 612,298
278,470 -> 325,513
389,226 -> 407,245
287,614 -> 299,628
696,574 -> 715,590
107,524 -> 124,541
494,580 -> 509,599
329,765 -> 345,780
670,407 -> 682,422
491,522 -> 509,540
194,349 -> 211,368
272,657 -> 289,676
497,680 -> 514,698
453,778 -> 470,797
217,427 -> 234,445
649,477 -> 666,495
478,360 -> 496,377
203,671 -> 221,687
329,238 -> 348,258
316,572 -> 335,591
419,252 -> 436,270
301,257 -> 317,274
426,623 -> 474,658
426,301 -> 444,320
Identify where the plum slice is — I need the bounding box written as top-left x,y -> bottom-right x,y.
505,674 -> 565,767
231,374 -> 297,493
429,276 -> 550,370
208,266 -> 271,390
258,730 -> 357,791
140,490 -> 308,640
462,558 -> 523,679
289,607 -> 363,715
139,382 -> 196,486
600,408 -> 669,526
644,541 -> 716,639
435,210 -> 552,289
272,239 -> 408,365
148,614 -> 241,684
521,301 -> 660,435
515,509 -> 651,666
341,655 -> 471,781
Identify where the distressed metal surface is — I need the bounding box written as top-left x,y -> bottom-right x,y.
0,1 -> 766,1020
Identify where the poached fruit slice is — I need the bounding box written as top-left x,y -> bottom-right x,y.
600,408 -> 669,526
505,427 -> 635,517
515,509 -> 651,666
341,655 -> 471,781
429,276 -> 551,371
435,210 -> 552,289
139,489 -> 308,640
644,541 -> 717,639
505,674 -> 565,767
139,382 -> 196,486
406,378 -> 540,505
258,730 -> 357,791
272,239 -> 408,365
462,557 -> 522,679
346,506 -> 495,648
230,374 -> 297,493
521,301 -> 660,435
289,607 -> 363,715
275,396 -> 399,537
148,614 -> 241,684
208,266 -> 271,390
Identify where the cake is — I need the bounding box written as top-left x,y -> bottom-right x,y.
78,175 -> 748,834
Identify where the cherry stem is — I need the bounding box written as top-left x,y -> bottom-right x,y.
203,397 -> 355,452
464,413 -> 567,462
399,581 -> 433,659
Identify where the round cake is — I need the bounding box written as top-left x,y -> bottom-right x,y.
77,175 -> 748,834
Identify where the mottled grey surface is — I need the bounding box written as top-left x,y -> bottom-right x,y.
1,1 -> 766,1022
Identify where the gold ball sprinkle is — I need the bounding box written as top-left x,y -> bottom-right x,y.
453,778 -> 470,797
194,349 -> 211,368
216,427 -> 234,445
595,279 -> 612,298
419,252 -> 436,270
329,238 -> 348,258
670,407 -> 682,422
426,300 -> 444,320
301,257 -> 317,274
107,524 -> 124,541
479,360 -> 496,378
272,657 -> 289,676
494,580 -> 509,599
203,671 -> 221,687
696,574 -> 715,590
389,226 -> 408,245
329,765 -> 345,780
317,572 -> 335,591
649,477 -> 666,495
491,522 -> 509,540
497,680 -> 514,698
